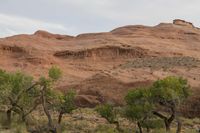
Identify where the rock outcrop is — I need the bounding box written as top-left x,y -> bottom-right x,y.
54,46 -> 149,60
173,19 -> 194,28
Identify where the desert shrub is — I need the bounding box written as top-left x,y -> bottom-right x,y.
48,66 -> 62,81
96,104 -> 116,123
96,104 -> 123,132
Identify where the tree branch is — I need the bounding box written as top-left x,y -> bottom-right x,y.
152,111 -> 167,120
168,107 -> 175,123
41,86 -> 53,128
15,82 -> 38,103
23,98 -> 41,118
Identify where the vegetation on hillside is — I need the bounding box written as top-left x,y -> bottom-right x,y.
0,68 -> 199,133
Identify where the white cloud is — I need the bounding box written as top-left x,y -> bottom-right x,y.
57,0 -> 200,28
0,13 -> 70,37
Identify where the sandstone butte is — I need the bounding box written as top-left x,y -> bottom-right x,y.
0,19 -> 200,112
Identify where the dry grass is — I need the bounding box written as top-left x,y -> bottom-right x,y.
0,108 -> 199,133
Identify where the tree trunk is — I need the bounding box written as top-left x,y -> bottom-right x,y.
164,115 -> 175,132
49,128 -> 57,133
6,109 -> 12,128
176,119 -> 182,133
58,112 -> 63,124
153,108 -> 175,132
164,120 -> 171,132
41,86 -> 56,133
146,127 -> 150,133
137,122 -> 143,133
166,107 -> 175,132
22,113 -> 26,122
42,98 -> 53,127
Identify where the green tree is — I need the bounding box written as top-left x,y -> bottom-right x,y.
0,67 -> 77,133
39,66 -> 77,133
39,76 -> 56,132
124,88 -> 159,133
56,90 -> 77,124
38,66 -> 62,133
0,70 -> 39,127
150,76 -> 190,132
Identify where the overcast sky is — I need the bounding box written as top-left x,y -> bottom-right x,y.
0,0 -> 199,37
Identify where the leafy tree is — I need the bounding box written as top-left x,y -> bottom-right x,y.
38,66 -> 62,133
0,67 -> 77,133
56,90 -> 77,124
0,70 -> 39,127
150,76 -> 190,132
96,104 -> 121,132
39,76 -> 55,132
124,88 -> 160,133
38,66 -> 77,133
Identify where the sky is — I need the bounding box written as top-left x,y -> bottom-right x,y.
0,0 -> 200,37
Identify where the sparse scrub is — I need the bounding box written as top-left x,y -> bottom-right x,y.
0,68 -> 198,133
122,56 -> 199,69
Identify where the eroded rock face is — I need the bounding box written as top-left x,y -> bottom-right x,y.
173,19 -> 194,28
0,45 -> 26,53
54,46 -> 149,60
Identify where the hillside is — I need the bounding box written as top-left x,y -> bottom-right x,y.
1,19 -> 200,109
